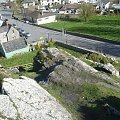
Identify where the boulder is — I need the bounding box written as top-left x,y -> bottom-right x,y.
0,76 -> 72,120
98,63 -> 119,77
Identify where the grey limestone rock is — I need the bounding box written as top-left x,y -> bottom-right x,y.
0,76 -> 72,120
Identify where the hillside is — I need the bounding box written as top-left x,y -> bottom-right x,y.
0,47 -> 120,120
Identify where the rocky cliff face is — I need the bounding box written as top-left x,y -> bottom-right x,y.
46,48 -> 120,89
0,76 -> 72,120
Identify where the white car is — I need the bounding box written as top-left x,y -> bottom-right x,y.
23,32 -> 31,38
19,28 -> 25,34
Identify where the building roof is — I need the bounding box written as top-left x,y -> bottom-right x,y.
2,38 -> 27,53
60,4 -> 79,10
22,0 -> 35,4
26,11 -> 55,19
51,4 -> 63,9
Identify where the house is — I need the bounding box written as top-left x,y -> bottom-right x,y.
25,11 -> 56,24
0,38 -> 29,58
58,4 -> 79,14
0,24 -> 20,43
38,0 -> 62,6
50,4 -> 63,12
0,20 -> 29,58
62,0 -> 81,4
22,0 -> 36,8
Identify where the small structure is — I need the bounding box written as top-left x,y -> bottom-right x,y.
0,20 -> 29,58
0,38 -> 29,58
25,11 -> 56,25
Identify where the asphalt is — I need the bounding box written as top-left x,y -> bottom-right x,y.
1,12 -> 120,58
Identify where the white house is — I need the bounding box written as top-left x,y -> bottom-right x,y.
62,0 -> 99,4
22,0 -> 36,8
0,25 -> 20,43
26,11 -> 56,25
39,0 -> 62,6
62,0 -> 81,4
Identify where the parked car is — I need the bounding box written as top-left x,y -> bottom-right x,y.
18,28 -> 26,37
24,32 -> 31,37
23,32 -> 31,38
12,24 -> 17,28
24,20 -> 29,24
18,28 -> 25,34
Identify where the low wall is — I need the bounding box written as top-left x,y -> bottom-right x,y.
55,41 -> 99,55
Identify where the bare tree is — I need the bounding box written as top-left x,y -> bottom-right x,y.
79,3 -> 95,22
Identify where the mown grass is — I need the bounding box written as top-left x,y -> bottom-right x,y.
0,51 -> 37,68
42,15 -> 120,42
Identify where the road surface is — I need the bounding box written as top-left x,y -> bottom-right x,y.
5,17 -> 120,58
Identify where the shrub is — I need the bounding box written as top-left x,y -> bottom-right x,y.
48,38 -> 54,48
87,53 -> 111,64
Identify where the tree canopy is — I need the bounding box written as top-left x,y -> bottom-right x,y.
79,3 -> 95,22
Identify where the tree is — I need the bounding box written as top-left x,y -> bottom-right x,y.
11,0 -> 24,15
79,3 -> 95,22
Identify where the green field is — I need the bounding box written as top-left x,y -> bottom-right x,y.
42,15 -> 120,42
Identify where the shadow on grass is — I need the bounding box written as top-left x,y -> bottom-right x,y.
60,18 -> 82,22
68,26 -> 120,40
90,19 -> 120,26
78,96 -> 120,120
34,60 -> 63,82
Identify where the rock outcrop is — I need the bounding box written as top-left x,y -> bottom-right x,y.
46,48 -> 120,89
47,48 -> 101,84
0,76 -> 72,120
98,63 -> 119,77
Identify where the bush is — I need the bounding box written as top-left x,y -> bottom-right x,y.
48,39 -> 54,48
87,53 -> 111,64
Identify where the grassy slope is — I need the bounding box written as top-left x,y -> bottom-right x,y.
1,48 -> 120,120
42,15 -> 120,42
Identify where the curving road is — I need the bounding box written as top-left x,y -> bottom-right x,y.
7,18 -> 120,58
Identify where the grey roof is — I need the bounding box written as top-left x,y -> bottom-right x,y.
0,25 -> 8,33
2,38 -> 27,53
26,11 -> 55,19
22,0 -> 35,4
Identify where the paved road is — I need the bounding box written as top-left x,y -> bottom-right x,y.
7,18 -> 120,58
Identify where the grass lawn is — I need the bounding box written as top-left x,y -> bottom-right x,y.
42,15 -> 120,42
0,51 -> 37,68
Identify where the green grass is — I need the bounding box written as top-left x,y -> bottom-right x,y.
113,61 -> 120,71
0,51 -> 37,68
1,46 -> 120,120
42,82 -> 120,120
42,15 -> 120,42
